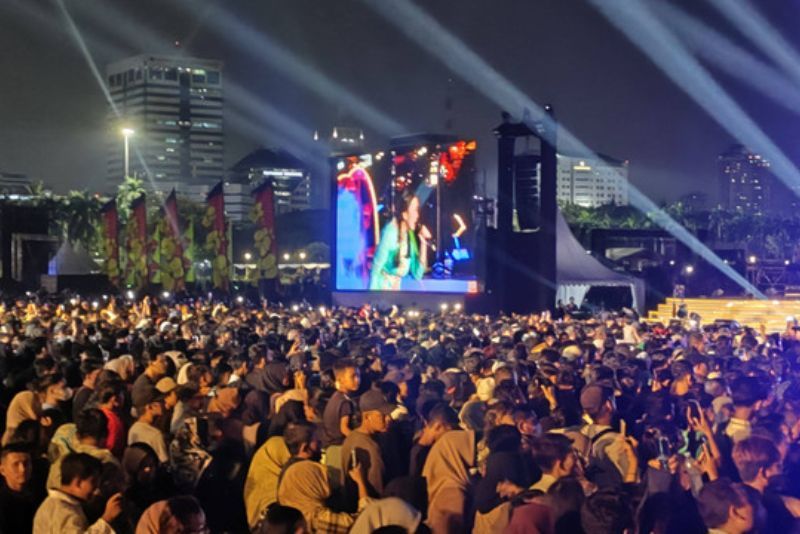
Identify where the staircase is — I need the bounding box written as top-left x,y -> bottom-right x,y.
647,298 -> 798,333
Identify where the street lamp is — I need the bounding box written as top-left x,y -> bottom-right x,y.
283,252 -> 291,261
121,127 -> 135,179
243,251 -> 252,261
298,251 -> 307,261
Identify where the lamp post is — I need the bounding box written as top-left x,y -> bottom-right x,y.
121,127 -> 135,179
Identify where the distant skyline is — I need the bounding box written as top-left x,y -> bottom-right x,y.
1,0 -> 799,203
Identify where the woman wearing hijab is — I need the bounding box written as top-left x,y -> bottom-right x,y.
135,495 -> 207,534
244,433 -> 292,530
243,360 -> 288,424
421,428 -> 477,534
3,374 -> 70,445
104,355 -> 136,383
277,421 -> 371,533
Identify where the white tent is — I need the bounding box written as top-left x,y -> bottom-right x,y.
48,242 -> 100,276
556,210 -> 646,313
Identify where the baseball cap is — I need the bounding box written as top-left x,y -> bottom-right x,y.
133,386 -> 165,410
359,389 -> 395,415
155,377 -> 177,395
580,384 -> 614,414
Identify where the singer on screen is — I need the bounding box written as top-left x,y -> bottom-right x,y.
369,191 -> 431,290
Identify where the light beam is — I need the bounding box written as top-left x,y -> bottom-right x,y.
362,0 -> 764,298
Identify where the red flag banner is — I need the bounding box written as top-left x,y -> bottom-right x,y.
125,194 -> 148,289
159,189 -> 186,291
250,181 -> 278,279
202,181 -> 229,290
100,198 -> 121,286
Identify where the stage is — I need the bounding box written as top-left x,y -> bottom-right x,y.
647,297 -> 800,332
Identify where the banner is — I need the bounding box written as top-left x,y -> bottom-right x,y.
250,180 -> 278,279
156,189 -> 187,292
100,198 -> 121,286
202,181 -> 229,290
125,194 -> 148,290
185,216 -> 196,284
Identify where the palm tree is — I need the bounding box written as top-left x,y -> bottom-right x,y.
117,175 -> 146,218
53,191 -> 104,253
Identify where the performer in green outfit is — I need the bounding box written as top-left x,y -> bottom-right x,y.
369,191 -> 431,290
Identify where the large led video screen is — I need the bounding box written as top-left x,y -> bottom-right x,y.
335,138 -> 479,293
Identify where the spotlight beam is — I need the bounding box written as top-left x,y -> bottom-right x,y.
707,0 -> 800,89
587,1 -> 800,198
53,0 -> 154,184
36,1 -> 327,188
362,0 -> 764,299
168,0 -> 405,136
654,1 -> 800,116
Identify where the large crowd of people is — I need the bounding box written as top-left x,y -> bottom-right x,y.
1,294 -> 800,533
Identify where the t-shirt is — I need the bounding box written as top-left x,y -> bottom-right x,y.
341,430 -> 385,512
321,391 -> 355,447
0,480 -> 41,534
71,386 -> 94,421
128,421 -> 169,463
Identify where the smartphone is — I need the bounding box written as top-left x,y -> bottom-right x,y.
657,437 -> 671,470
687,399 -> 702,421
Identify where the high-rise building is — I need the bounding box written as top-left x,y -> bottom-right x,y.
556,153 -> 628,207
515,153 -> 629,209
106,55 -> 224,192
717,144 -> 795,213
316,126 -> 365,156
0,171 -> 33,198
230,148 -> 311,216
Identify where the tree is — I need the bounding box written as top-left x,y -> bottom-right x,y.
117,176 -> 146,218
51,191 -> 103,253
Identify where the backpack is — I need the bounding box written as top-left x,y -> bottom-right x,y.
584,428 -> 624,489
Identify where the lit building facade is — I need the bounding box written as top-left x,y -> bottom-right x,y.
230,148 -> 311,216
517,153 -> 629,208
556,154 -> 629,207
718,144 -> 780,213
106,55 -> 224,190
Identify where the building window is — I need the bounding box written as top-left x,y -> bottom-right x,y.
207,71 -> 220,84
192,74 -> 206,84
127,69 -> 135,82
165,68 -> 177,81
136,69 -> 142,80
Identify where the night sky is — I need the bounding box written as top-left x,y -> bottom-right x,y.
2,0 -> 800,203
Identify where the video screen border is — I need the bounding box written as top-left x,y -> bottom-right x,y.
331,139 -> 480,295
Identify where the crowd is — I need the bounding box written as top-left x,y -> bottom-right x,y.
0,294 -> 800,533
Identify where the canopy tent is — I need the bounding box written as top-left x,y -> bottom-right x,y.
556,210 -> 645,313
48,241 -> 100,276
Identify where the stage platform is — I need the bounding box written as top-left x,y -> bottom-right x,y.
332,289 -> 469,311
647,298 -> 800,332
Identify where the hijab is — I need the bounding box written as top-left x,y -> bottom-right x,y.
277,460 -> 331,526
422,429 -> 476,505
105,355 -> 135,381
349,497 -> 421,534
246,362 -> 288,395
244,436 -> 291,529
